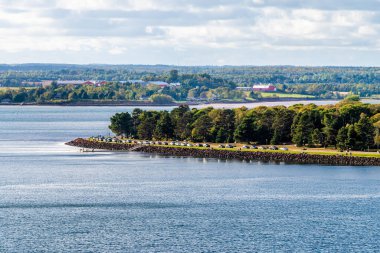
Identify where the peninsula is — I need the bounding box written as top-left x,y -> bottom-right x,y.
66,138 -> 380,166
67,97 -> 380,166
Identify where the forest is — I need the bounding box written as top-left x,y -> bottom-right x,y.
108,96 -> 380,151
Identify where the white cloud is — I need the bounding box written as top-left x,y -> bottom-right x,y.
0,0 -> 379,65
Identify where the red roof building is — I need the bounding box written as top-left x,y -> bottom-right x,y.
252,85 -> 277,92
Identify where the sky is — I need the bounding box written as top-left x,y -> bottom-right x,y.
0,0 -> 379,66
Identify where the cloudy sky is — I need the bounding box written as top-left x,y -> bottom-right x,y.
0,0 -> 379,66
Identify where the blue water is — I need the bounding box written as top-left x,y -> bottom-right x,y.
0,106 -> 380,252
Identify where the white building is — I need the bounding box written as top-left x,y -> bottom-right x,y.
236,87 -> 253,91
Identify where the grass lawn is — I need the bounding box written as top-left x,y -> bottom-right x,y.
153,143 -> 380,158
219,145 -> 380,158
100,138 -> 380,159
259,92 -> 315,99
0,87 -> 36,91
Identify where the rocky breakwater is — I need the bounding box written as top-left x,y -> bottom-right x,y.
66,138 -> 136,151
66,138 -> 380,166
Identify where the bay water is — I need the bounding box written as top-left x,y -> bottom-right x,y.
0,106 -> 380,252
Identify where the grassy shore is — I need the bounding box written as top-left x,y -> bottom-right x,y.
0,98 -> 323,107
0,87 -> 36,91
163,145 -> 380,159
259,92 -> 316,99
89,138 -> 380,159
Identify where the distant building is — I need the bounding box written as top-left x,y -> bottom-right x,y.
56,80 -> 86,85
333,91 -> 350,97
236,84 -> 277,92
128,80 -> 147,85
236,87 -> 252,91
252,85 -> 276,92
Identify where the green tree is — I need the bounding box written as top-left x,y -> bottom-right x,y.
248,91 -> 261,100
342,94 -> 360,103
131,108 -> 143,136
171,105 -> 192,140
271,107 -> 294,144
354,113 -> 375,150
311,128 -> 324,146
374,120 -> 380,149
81,91 -> 89,99
168,69 -> 179,83
346,124 -> 357,150
209,109 -> 235,143
153,111 -> 174,140
339,104 -> 371,125
68,92 -> 78,101
336,126 -> 348,150
234,116 -> 254,142
322,111 -> 340,147
109,112 -> 133,136
291,111 -> 314,147
136,112 -> 158,140
150,94 -> 174,104
13,92 -> 27,102
191,114 -> 213,142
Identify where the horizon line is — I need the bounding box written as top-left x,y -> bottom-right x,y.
0,63 -> 379,68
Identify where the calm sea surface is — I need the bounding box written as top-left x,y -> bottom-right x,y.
0,106 -> 380,252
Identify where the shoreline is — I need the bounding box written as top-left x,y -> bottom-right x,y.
0,98 -> 347,107
0,101 -> 181,107
1,98 -> 379,107
66,138 -> 380,166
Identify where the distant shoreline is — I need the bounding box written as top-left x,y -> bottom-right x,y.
1,98 -> 379,108
0,101 -> 180,107
0,98 -> 341,107
66,138 -> 380,166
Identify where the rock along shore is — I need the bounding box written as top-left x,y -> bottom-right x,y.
66,138 -> 380,166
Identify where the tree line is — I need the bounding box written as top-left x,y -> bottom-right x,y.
109,96 -> 380,151
0,71 -> 237,103
1,64 -> 380,85
1,66 -> 380,100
